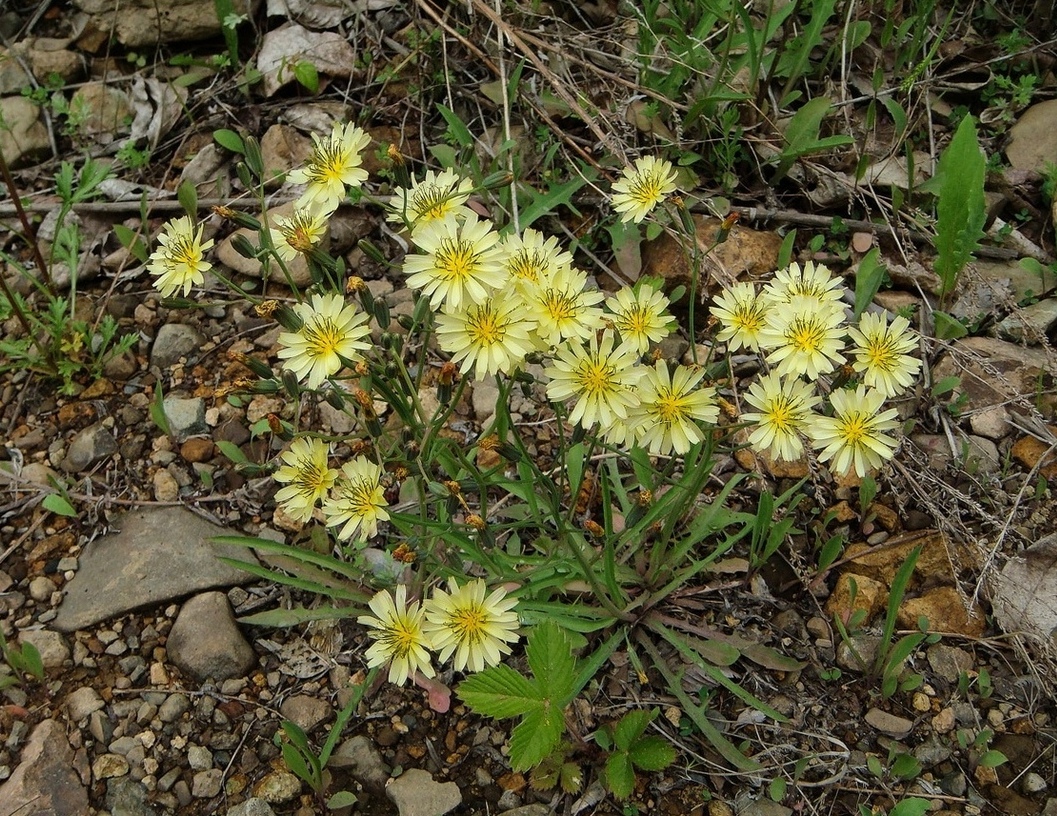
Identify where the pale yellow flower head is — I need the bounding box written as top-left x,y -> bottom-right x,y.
148,216 -> 213,297
808,386 -> 900,478
611,156 -> 678,223
273,437 -> 338,523
544,330 -> 645,429
434,297 -> 538,380
358,586 -> 434,686
847,311 -> 921,398
289,122 -> 371,212
760,261 -> 844,308
277,293 -> 371,389
605,282 -> 676,354
323,456 -> 390,542
710,282 -> 769,353
269,205 -> 330,263
388,169 -> 473,228
629,362 -> 719,456
403,214 -> 507,309
501,228 -> 575,289
742,372 -> 821,462
520,265 -> 606,349
423,578 -> 520,673
758,296 -> 847,379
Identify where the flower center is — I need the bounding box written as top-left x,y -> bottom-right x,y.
343,478 -> 379,515
294,461 -> 330,495
629,172 -> 664,204
654,387 -> 687,426
467,304 -> 506,346
450,604 -> 487,644
866,334 -> 898,372
508,249 -> 548,283
382,618 -> 421,658
576,358 -> 617,397
619,304 -> 651,335
766,398 -> 795,431
787,317 -> 826,353
436,238 -> 478,281
411,184 -> 450,220
309,139 -> 351,184
171,236 -> 200,270
840,413 -> 868,446
734,303 -> 763,332
303,317 -> 344,359
543,289 -> 577,322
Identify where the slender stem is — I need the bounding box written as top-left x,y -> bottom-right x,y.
0,148 -> 52,293
0,273 -> 50,361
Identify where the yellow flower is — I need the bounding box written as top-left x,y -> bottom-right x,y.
629,362 -> 719,455
847,311 -> 921,398
289,122 -> 371,212
809,386 -> 900,477
388,169 -> 473,227
605,282 -> 676,353
148,216 -> 213,297
323,456 -> 390,542
501,228 -> 575,289
760,261 -> 845,308
273,438 -> 337,523
742,372 -> 821,462
423,579 -> 520,672
403,214 -> 507,309
758,296 -> 847,379
520,265 -> 606,348
611,156 -> 678,223
277,293 -> 371,389
358,586 -> 434,685
269,205 -> 329,262
710,282 -> 769,352
544,331 -> 645,429
434,297 -> 538,379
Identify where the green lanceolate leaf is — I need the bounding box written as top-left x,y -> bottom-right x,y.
933,115 -> 986,296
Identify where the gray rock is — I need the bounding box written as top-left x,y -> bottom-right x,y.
28,576 -> 54,603
251,769 -> 301,803
66,686 -> 105,721
386,768 -> 462,816
914,735 -> 952,767
497,790 -> 521,810
926,643 -> 974,683
934,336 -> 1057,419
329,735 -> 389,788
1007,99 -> 1057,173
994,533 -> 1057,643
53,506 -> 258,633
158,693 -> 191,723
162,395 -> 208,442
107,777 -> 157,816
278,694 -> 330,733
19,628 -> 69,669
191,768 -> 224,798
998,298 -> 1057,343
500,807 -> 551,816
968,405 -> 1011,440
187,745 -> 213,771
259,124 -> 311,189
215,201 -> 314,287
72,0 -> 248,48
151,323 -> 206,369
227,799 -> 277,816
93,753 -> 130,780
61,422 -> 118,472
0,719 -> 88,816
0,96 -> 49,168
738,801 -> 793,816
167,591 -> 256,682
69,82 -> 131,143
472,380 -> 500,422
256,22 -> 357,97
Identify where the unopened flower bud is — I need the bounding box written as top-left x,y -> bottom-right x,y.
212,205 -> 262,231
230,234 -> 259,259
480,171 -> 513,191
281,369 -> 301,397
358,239 -> 389,267
325,389 -> 346,411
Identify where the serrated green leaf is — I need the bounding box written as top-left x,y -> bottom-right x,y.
526,621 -> 577,705
614,710 -> 653,751
560,762 -> 583,793
508,705 -> 564,771
458,664 -> 541,719
42,493 -> 77,518
629,735 -> 676,772
605,752 -> 635,800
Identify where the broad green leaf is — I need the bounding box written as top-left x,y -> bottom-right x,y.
889,799 -> 931,816
853,248 -> 885,318
933,115 -> 986,296
177,180 -> 198,219
327,791 -> 358,809
605,752 -> 635,800
979,749 -> 1007,768
437,104 -> 474,148
629,735 -> 676,771
42,493 -> 77,518
112,224 -> 149,263
458,664 -> 541,719
294,61 -> 319,94
933,310 -> 969,340
931,375 -> 961,397
215,440 -> 249,464
18,642 -> 44,680
214,128 -> 245,154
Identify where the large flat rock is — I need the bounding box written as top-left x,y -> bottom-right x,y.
0,719 -> 88,816
53,507 -> 259,632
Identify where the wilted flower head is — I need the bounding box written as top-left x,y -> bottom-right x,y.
148,216 -> 213,297
270,205 -> 329,262
423,578 -> 520,673
611,156 -> 678,223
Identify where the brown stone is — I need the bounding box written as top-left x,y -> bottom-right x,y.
641,215 -> 783,300
1011,434 -> 1057,480
841,531 -> 974,585
826,572 -> 886,625
179,438 -> 215,463
898,586 -> 986,637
